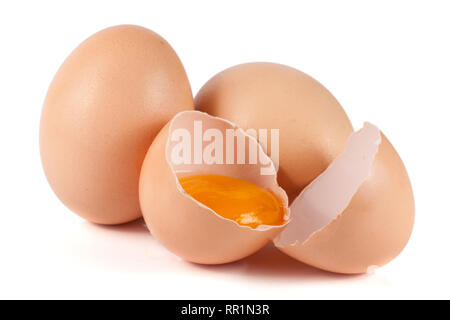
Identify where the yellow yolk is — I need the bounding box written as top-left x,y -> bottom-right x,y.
178,174 -> 285,229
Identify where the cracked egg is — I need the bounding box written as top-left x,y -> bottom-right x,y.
274,123 -> 414,274
139,111 -> 290,264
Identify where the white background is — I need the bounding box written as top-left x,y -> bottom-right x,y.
1,0 -> 449,299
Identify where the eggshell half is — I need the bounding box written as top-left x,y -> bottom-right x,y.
275,123 -> 415,274
40,25 -> 193,224
139,111 -> 289,264
195,62 -> 353,202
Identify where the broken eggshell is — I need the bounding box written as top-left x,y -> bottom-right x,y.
139,111 -> 289,264
274,123 -> 415,274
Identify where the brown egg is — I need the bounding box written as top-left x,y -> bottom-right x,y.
40,25 -> 194,224
139,111 -> 289,264
195,62 -> 353,202
274,124 -> 415,274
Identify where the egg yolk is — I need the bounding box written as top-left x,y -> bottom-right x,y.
178,174 -> 285,229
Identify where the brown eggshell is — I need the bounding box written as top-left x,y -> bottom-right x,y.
276,126 -> 415,274
195,62 -> 353,202
139,111 -> 289,264
40,25 -> 194,224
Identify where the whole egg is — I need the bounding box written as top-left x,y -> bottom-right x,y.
195,62 -> 353,202
40,25 -> 194,224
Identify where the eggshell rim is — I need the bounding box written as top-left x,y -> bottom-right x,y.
165,110 -> 290,232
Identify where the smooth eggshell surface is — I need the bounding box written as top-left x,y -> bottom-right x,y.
40,25 -> 194,224
195,62 -> 353,202
277,133 -> 415,274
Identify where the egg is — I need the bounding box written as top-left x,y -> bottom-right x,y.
40,25 -> 194,224
195,62 -> 353,202
139,111 -> 289,264
194,63 -> 414,273
274,123 -> 415,274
